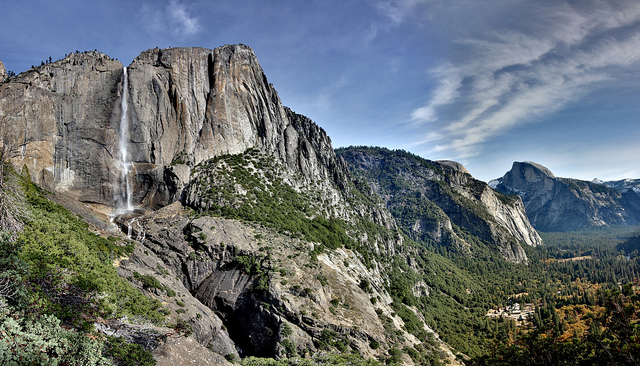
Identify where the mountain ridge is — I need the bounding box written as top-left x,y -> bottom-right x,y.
337,147 -> 541,264
1,46 -> 471,364
492,161 -> 640,231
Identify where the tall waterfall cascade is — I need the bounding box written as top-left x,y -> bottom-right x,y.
115,67 -> 134,213
110,67 -> 145,242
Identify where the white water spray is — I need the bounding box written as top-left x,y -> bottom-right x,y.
127,217 -> 145,243
117,67 -> 133,212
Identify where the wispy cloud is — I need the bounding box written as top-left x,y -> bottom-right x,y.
167,0 -> 201,36
411,0 -> 640,158
366,0 -> 432,43
311,73 -> 352,110
140,0 -> 201,39
411,63 -> 460,123
375,0 -> 431,25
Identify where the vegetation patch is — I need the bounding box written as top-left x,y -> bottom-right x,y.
189,150 -> 355,255
0,165 -> 160,364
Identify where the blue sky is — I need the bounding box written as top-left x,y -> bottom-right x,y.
2,0 -> 640,182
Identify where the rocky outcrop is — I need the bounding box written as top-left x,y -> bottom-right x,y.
493,161 -> 640,231
123,45 -> 355,209
113,202 -> 460,364
0,60 -> 6,82
338,147 -> 542,263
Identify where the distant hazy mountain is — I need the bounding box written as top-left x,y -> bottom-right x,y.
594,178 -> 640,194
491,162 -> 640,232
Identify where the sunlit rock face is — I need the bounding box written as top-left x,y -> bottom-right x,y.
0,51 -> 123,204
0,60 -> 7,82
0,45 -> 346,210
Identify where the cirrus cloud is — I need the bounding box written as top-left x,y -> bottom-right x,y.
411,0 -> 640,158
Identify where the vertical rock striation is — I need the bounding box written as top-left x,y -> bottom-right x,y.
0,60 -> 7,83
0,51 -> 123,204
126,45 -> 353,208
0,46 -> 354,211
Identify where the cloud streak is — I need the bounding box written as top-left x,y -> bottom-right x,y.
412,0 -> 640,158
375,0 -> 431,25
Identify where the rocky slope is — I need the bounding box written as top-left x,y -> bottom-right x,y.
1,46 -> 467,364
337,147 -> 541,263
492,161 -> 640,231
115,201 -> 459,364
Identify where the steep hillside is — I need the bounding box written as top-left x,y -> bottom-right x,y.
1,46 -> 479,364
0,165 -> 221,366
337,147 -> 541,263
492,161 -> 640,231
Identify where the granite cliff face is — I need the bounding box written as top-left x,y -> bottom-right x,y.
492,161 -> 640,231
0,51 -> 123,204
0,46 -> 352,211
0,60 -> 7,82
337,147 -> 541,263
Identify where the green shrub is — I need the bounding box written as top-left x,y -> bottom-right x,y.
281,339 -> 296,357
225,353 -> 238,363
16,176 -> 165,322
316,274 -> 328,286
133,272 -> 162,290
0,310 -> 116,366
172,318 -> 193,337
165,287 -> 176,297
387,348 -> 402,364
104,336 -> 156,366
281,322 -> 293,337
359,278 -> 372,293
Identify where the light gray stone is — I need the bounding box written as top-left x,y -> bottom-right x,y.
494,161 -> 640,231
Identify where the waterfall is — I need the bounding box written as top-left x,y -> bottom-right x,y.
117,67 -> 133,213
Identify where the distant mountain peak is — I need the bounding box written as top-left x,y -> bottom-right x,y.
518,161 -> 556,179
494,162 -> 640,231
